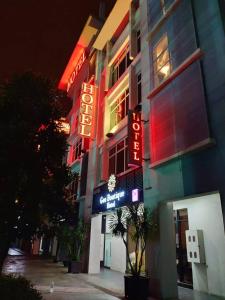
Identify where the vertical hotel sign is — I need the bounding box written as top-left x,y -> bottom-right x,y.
78,82 -> 96,139
128,110 -> 142,166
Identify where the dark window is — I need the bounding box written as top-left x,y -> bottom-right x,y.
137,72 -> 142,103
111,46 -> 132,86
66,173 -> 79,203
137,30 -> 141,53
148,0 -> 175,28
72,138 -> 82,162
108,137 -> 129,176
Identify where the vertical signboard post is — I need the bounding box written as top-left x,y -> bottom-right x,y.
128,110 -> 142,167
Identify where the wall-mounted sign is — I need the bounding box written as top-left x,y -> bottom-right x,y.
67,51 -> 86,92
100,190 -> 126,210
78,82 -> 96,138
128,110 -> 142,166
92,169 -> 143,214
132,189 -> 140,202
108,174 -> 116,192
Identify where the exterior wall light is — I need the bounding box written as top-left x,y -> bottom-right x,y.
106,132 -> 114,138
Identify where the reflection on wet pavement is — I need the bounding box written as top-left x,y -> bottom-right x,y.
8,248 -> 24,256
2,255 -> 121,300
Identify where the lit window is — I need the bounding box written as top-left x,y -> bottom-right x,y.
160,0 -> 166,15
111,46 -> 132,86
110,89 -> 129,130
153,34 -> 171,86
72,138 -> 82,162
137,72 -> 142,104
109,138 -> 129,175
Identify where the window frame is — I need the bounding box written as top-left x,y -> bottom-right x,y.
137,72 -> 142,104
72,138 -> 82,162
110,88 -> 129,130
111,45 -> 132,87
153,34 -> 172,87
136,29 -> 141,54
108,137 -> 129,176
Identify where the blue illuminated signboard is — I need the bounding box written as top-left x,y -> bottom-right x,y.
92,171 -> 143,214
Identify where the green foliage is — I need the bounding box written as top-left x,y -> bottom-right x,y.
0,274 -> 43,300
0,72 -> 71,268
109,203 -> 158,277
58,220 -> 87,261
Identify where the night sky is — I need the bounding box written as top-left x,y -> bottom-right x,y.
0,0 -> 115,86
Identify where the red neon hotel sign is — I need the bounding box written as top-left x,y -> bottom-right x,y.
128,110 -> 142,167
67,51 -> 86,92
78,82 -> 96,139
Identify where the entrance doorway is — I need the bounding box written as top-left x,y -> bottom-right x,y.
174,209 -> 193,288
104,233 -> 112,268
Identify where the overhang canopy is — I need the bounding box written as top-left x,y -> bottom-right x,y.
58,16 -> 100,91
93,0 -> 130,50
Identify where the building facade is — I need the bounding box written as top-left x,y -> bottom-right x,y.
59,0 -> 225,298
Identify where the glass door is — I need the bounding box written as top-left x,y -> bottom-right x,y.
174,209 -> 193,288
104,233 -> 112,268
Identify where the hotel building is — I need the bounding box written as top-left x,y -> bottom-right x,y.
59,0 -> 225,298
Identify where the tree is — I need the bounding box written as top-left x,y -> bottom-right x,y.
0,72 -> 71,272
108,203 -> 158,277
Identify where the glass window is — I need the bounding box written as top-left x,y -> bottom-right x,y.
111,46 -> 132,86
66,173 -> 79,203
153,34 -> 172,86
108,137 -> 129,176
160,0 -> 166,15
137,29 -> 141,53
137,72 -> 142,104
110,89 -> 129,130
72,138 -> 82,162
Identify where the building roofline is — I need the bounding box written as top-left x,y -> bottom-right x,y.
58,16 -> 101,91
93,0 -> 130,50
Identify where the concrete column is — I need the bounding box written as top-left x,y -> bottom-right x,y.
147,202 -> 178,299
88,214 -> 102,273
105,41 -> 112,91
159,202 -> 178,299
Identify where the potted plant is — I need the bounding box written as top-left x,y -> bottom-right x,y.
58,220 -> 86,273
109,203 -> 158,300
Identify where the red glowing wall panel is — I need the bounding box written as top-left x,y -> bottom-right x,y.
150,62 -> 210,164
58,46 -> 86,91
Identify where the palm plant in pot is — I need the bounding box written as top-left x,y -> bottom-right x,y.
109,203 -> 158,300
58,220 -> 86,273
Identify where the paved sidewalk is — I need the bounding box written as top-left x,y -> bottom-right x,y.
3,255 -> 121,300
3,253 -> 225,300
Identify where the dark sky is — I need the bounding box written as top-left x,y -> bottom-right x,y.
0,0 -> 115,86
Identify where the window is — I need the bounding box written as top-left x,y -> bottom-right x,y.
111,46 -> 132,86
136,29 -> 141,53
66,173 -> 79,203
72,138 -> 82,162
160,0 -> 166,15
153,34 -> 171,86
148,0 -> 175,28
110,89 -> 129,130
109,138 -> 129,175
137,72 -> 142,104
